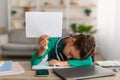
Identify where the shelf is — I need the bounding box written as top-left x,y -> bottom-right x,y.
40,4 -> 96,9
70,4 -> 96,8
68,16 -> 96,20
40,5 -> 66,8
11,16 -> 25,20
8,0 -> 97,31
11,6 -> 36,9
11,16 -> 96,21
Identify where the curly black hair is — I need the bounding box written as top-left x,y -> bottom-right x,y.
73,33 -> 96,59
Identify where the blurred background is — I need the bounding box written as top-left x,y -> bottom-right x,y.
0,0 -> 120,61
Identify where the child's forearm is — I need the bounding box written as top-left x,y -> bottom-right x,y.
37,47 -> 46,57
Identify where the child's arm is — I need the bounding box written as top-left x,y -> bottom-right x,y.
37,35 -> 50,57
31,50 -> 50,65
48,56 -> 93,67
31,35 -> 50,65
31,38 -> 56,65
68,56 -> 93,67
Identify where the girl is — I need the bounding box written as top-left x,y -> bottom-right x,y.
31,34 -> 96,67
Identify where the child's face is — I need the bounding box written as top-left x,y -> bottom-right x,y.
63,43 -> 80,59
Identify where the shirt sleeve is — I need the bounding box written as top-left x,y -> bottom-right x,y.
31,38 -> 56,65
31,50 -> 43,65
68,56 -> 93,67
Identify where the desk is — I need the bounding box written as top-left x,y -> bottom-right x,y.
0,61 -> 120,80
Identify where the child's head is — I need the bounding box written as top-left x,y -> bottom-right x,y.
63,33 -> 96,59
73,34 -> 96,59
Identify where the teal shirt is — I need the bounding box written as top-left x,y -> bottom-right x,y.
31,37 -> 93,67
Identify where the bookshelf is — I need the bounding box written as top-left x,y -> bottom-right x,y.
8,0 -> 97,34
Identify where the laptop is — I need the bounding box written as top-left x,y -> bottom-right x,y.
53,65 -> 115,80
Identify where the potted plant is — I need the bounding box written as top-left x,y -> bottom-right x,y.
11,10 -> 17,16
84,8 -> 92,16
40,9 -> 46,12
70,23 -> 97,34
77,24 -> 97,34
70,23 -> 77,33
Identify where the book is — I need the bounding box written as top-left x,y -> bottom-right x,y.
0,61 -> 12,73
95,60 -> 120,67
32,61 -> 71,70
0,62 -> 25,75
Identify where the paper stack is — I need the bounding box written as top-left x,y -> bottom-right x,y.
32,61 -> 70,70
0,61 -> 25,75
0,61 -> 12,73
95,60 -> 120,67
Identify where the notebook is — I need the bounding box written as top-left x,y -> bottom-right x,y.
53,65 -> 115,80
0,61 -> 12,73
32,61 -> 70,70
0,62 -> 25,75
95,60 -> 120,67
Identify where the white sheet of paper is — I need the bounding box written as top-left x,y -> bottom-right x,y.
26,12 -> 63,37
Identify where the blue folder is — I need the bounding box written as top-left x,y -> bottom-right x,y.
0,61 -> 12,72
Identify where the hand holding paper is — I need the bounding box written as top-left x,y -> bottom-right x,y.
39,35 -> 50,50
37,35 -> 50,57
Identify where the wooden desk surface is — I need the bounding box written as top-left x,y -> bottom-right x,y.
0,61 -> 120,80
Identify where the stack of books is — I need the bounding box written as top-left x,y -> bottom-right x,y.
95,60 -> 120,67
0,61 -> 25,75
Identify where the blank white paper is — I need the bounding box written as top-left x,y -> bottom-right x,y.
32,61 -> 71,70
26,12 -> 63,37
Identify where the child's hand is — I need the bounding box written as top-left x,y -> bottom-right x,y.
37,35 -> 50,57
39,35 -> 50,50
49,59 -> 63,66
49,59 -> 69,67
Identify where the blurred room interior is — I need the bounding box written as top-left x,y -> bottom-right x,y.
0,0 -> 120,61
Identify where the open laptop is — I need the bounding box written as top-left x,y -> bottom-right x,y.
53,65 -> 115,80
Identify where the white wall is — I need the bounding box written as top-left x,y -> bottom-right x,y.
0,0 -> 7,28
